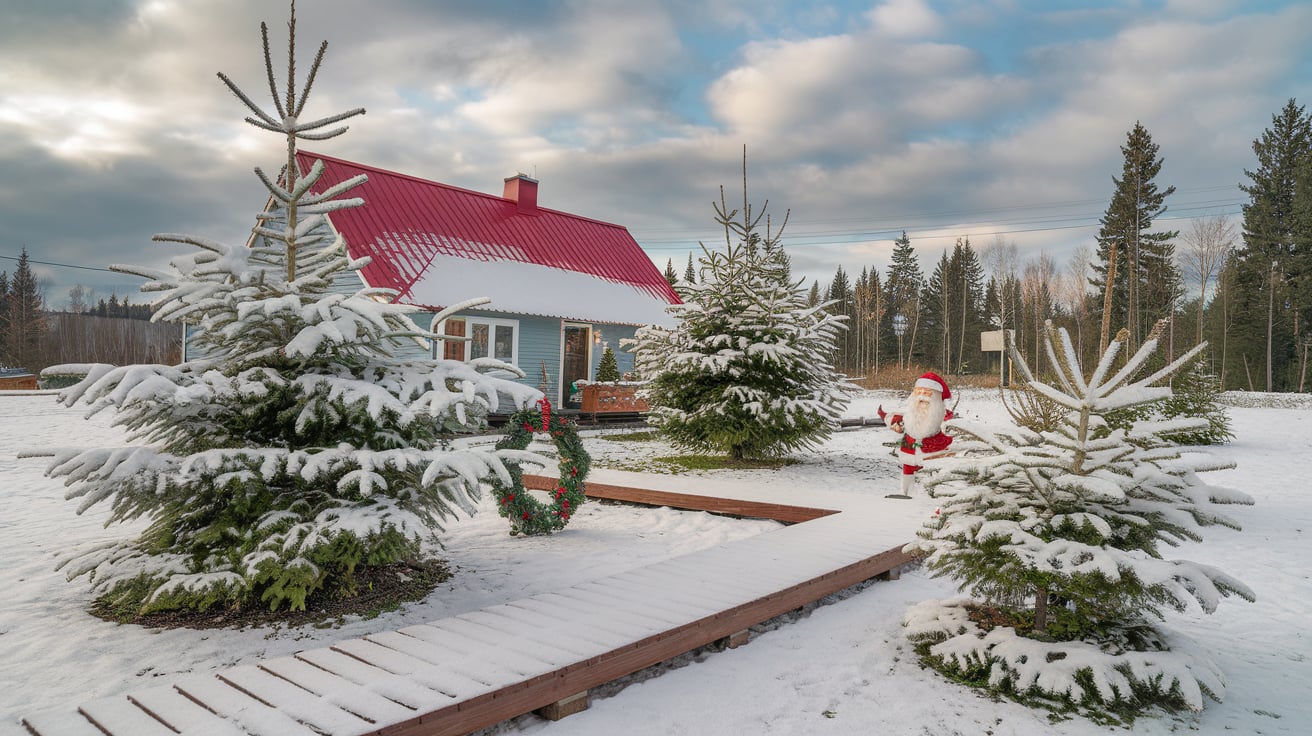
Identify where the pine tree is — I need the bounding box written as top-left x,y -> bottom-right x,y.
1234,99 -> 1311,391
2,248 -> 46,369
0,270 -> 9,363
663,258 -> 678,286
684,252 -> 697,284
629,169 -> 850,461
596,345 -> 620,382
827,265 -> 853,370
905,321 -> 1254,717
1091,122 -> 1180,353
1157,359 -> 1233,445
922,250 -> 954,371
886,231 -> 924,368
23,4 -> 543,614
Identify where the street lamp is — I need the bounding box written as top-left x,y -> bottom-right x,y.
893,313 -> 907,369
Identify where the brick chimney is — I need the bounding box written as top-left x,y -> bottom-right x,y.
503,173 -> 539,215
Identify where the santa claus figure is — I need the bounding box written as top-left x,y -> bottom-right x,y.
878,372 -> 954,496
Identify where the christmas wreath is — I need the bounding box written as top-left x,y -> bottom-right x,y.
492,398 -> 591,535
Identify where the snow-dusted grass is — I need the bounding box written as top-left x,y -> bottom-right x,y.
3,388 -> 1309,735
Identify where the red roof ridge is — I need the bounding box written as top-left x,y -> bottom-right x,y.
297,150 -> 634,233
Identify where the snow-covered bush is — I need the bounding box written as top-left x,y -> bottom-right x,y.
905,321 -> 1254,721
21,8 -> 541,614
627,177 -> 850,460
1156,360 -> 1233,445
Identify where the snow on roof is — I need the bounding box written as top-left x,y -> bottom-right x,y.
296,152 -> 680,326
409,252 -> 677,326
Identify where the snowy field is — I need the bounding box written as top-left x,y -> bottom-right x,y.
1,388 -> 1309,735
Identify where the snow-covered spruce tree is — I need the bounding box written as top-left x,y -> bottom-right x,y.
21,5 -> 543,614
1157,359 -> 1233,445
627,168 -> 851,460
904,320 -> 1254,720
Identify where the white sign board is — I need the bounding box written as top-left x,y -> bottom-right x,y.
980,329 -> 1015,352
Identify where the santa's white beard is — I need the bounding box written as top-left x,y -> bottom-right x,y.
903,394 -> 945,439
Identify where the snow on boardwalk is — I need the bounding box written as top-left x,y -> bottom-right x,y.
20,470 -> 922,736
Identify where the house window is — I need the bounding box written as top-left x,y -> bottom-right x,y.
440,317 -> 518,364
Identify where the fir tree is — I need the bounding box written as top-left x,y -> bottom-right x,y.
23,4 -> 543,614
2,247 -> 46,369
684,252 -> 697,284
0,270 -> 9,363
1157,359 -> 1233,445
629,172 -> 850,461
663,258 -> 678,286
906,321 -> 1254,717
1233,99 -> 1311,391
886,231 -> 924,368
1091,122 -> 1180,353
596,345 -> 620,382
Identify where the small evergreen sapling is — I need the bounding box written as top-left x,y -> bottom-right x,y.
596,346 -> 620,382
22,5 -> 543,614
905,321 -> 1254,718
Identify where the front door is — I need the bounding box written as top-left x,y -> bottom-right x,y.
561,325 -> 591,408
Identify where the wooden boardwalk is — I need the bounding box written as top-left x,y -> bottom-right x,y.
19,473 -> 920,736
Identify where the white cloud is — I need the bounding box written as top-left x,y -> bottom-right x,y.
867,0 -> 943,38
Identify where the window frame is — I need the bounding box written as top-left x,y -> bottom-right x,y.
436,316 -> 519,365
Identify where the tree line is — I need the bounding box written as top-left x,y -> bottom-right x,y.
1,248 -> 180,373
661,99 -> 1312,392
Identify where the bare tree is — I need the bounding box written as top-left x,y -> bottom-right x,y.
1178,215 -> 1236,344
67,284 -> 93,314
1020,252 -> 1057,375
1058,245 -> 1094,365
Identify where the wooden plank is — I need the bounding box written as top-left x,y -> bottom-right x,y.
536,588 -> 686,629
472,603 -> 636,651
417,615 -> 596,661
331,638 -> 498,700
174,677 -> 320,736
129,684 -> 249,736
294,648 -> 455,713
20,711 -> 104,736
371,626 -> 563,679
375,544 -> 916,736
78,695 -> 176,736
504,595 -> 670,639
0,720 -> 32,736
523,474 -> 837,523
218,665 -> 376,735
257,657 -> 417,725
568,579 -> 714,622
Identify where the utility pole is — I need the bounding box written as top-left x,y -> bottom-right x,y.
1267,260 -> 1277,392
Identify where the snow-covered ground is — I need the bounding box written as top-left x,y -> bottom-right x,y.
1,389 -> 1308,734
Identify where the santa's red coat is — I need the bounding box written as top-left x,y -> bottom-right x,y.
878,405 -> 954,475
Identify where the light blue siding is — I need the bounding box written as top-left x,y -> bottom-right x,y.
591,324 -> 640,377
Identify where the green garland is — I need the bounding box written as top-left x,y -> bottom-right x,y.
492,399 -> 591,535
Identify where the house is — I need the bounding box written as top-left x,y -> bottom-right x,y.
276,152 -> 680,410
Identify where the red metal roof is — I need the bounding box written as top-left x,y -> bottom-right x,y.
295,152 -> 680,310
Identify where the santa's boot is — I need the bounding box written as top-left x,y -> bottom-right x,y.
901,473 -> 916,495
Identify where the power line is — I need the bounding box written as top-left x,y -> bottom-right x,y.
0,252 -> 122,274
634,203 -> 1243,251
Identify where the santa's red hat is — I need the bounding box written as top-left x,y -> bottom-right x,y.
914,371 -> 951,400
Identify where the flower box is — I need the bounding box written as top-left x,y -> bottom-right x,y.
579,383 -> 649,414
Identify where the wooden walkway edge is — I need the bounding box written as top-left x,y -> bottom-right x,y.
20,476 -> 918,736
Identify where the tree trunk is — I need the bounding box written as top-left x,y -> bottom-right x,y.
1099,243 -> 1118,355
1033,585 -> 1049,634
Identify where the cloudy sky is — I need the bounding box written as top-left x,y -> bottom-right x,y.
2,0 -> 1309,309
